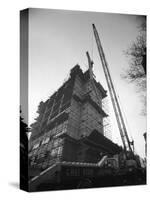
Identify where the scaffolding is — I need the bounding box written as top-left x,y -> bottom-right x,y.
29,65 -> 113,170
102,97 -> 112,140
71,72 -> 106,139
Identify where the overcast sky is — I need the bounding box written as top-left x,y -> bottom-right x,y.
28,8 -> 146,158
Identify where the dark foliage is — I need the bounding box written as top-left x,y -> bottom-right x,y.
20,112 -> 29,190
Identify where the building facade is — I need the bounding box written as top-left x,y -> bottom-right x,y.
29,65 -> 121,172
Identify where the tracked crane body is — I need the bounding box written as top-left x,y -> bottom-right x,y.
92,24 -> 133,155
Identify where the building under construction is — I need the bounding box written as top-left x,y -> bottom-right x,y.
29,62 -> 122,171
28,24 -> 146,192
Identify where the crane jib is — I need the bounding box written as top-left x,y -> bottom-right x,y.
92,24 -> 133,154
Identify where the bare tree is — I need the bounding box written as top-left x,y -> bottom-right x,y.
122,16 -> 146,115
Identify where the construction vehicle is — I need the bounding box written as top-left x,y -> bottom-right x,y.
92,24 -> 143,168
92,24 -> 133,154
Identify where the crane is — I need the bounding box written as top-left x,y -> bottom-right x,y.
92,24 -> 133,155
